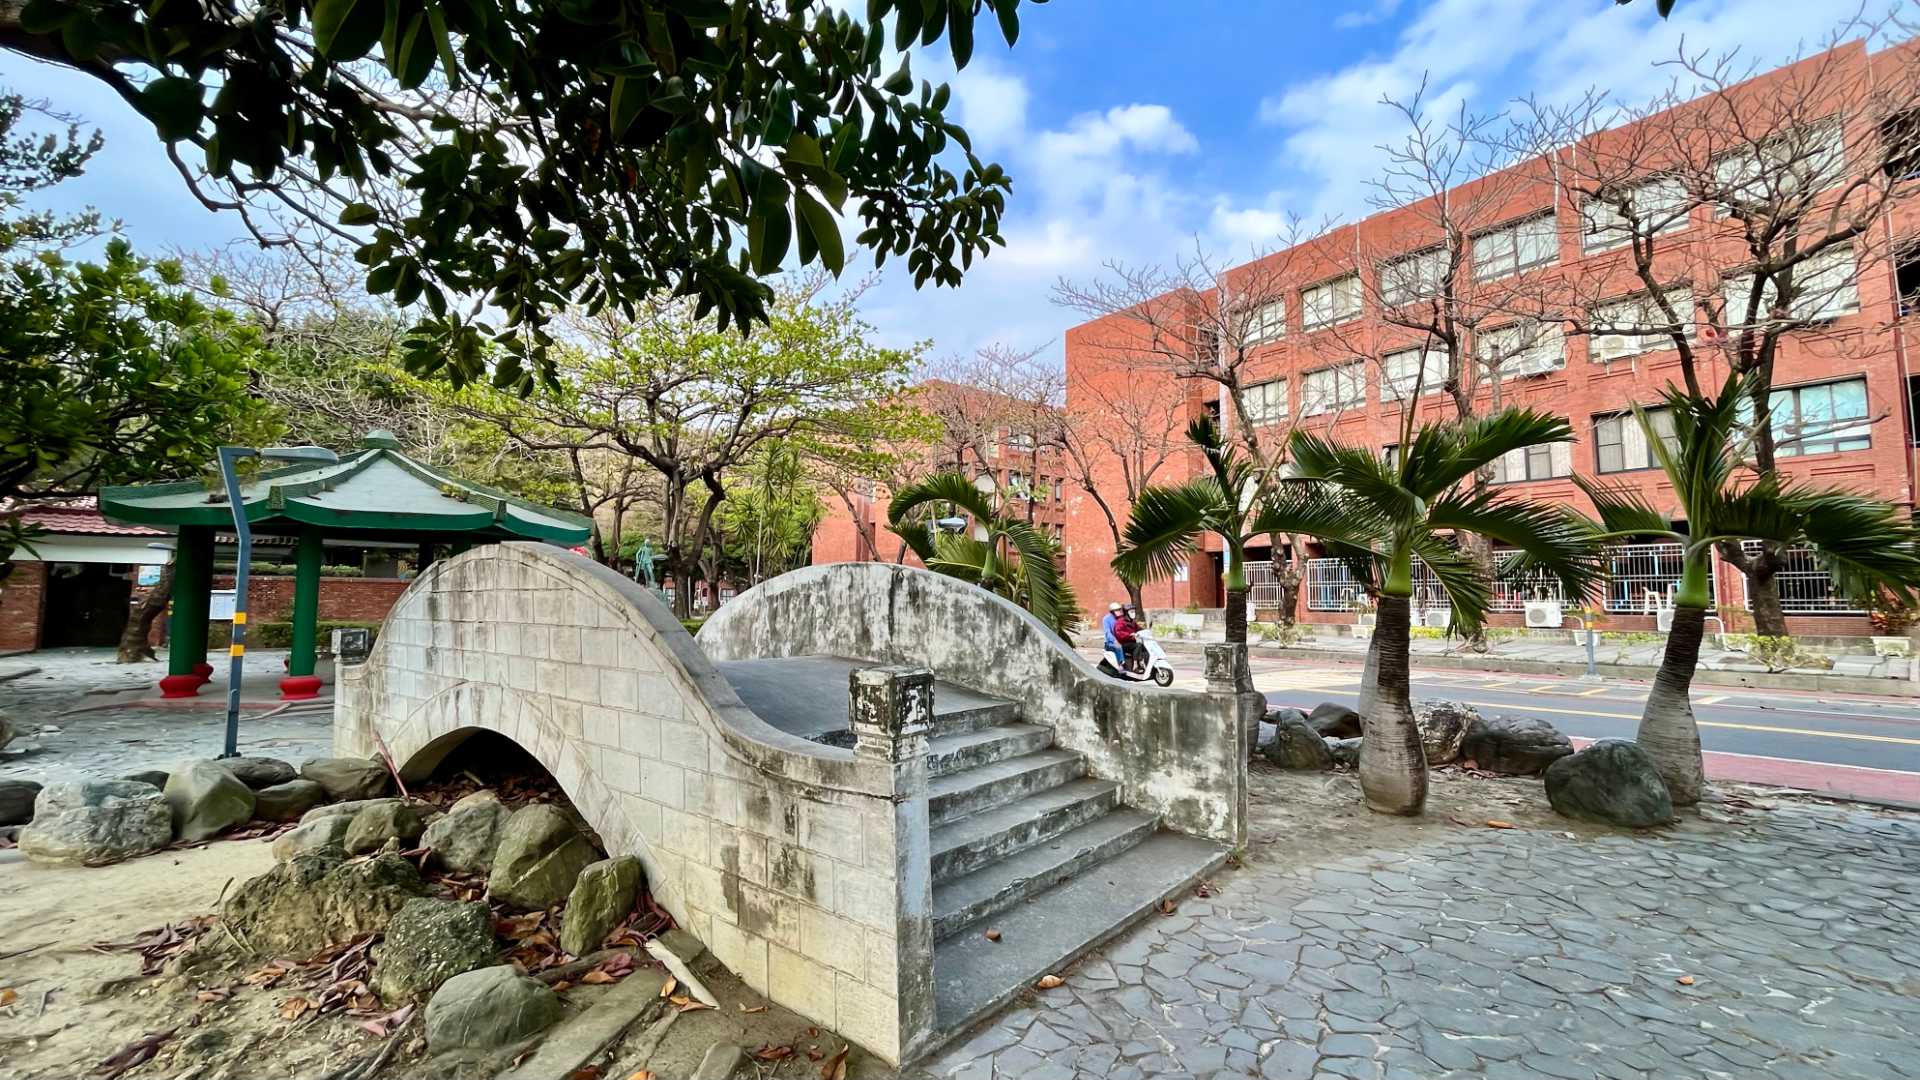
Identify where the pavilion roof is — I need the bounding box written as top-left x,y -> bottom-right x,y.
99,431 -> 591,545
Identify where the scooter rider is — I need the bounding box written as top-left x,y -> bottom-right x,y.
1101,602 -> 1125,669
1116,606 -> 1144,671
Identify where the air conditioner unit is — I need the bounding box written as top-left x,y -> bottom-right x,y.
1421,607 -> 1452,628
1523,601 -> 1564,628
1656,607 -> 1676,633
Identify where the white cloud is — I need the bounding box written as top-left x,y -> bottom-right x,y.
1334,0 -> 1404,30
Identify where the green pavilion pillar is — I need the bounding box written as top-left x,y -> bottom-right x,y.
280,530 -> 326,700
160,525 -> 215,698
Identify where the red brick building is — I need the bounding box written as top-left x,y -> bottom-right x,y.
1054,39 -> 1920,638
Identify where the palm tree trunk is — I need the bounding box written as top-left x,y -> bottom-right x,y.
1224,585 -> 1249,645
1356,631 -> 1379,726
1358,593 -> 1427,815
1638,602 -> 1708,806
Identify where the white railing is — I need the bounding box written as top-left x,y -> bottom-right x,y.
1600,541 -> 1687,614
1736,541 -> 1861,613
1304,557 -> 1366,611
1301,542 -> 1710,618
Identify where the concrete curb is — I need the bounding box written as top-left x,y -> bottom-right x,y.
1146,640 -> 1920,698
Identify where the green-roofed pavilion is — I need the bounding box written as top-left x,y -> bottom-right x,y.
101,431 -> 592,699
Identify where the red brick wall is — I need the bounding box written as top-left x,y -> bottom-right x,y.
211,575 -> 411,623
0,562 -> 48,652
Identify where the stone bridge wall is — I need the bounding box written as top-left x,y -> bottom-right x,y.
334,543 -> 930,1062
697,562 -> 1248,846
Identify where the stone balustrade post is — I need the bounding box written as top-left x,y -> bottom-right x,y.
847,665 -> 937,1059
1203,643 -> 1255,848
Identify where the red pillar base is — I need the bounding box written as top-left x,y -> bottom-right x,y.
192,661 -> 215,685
159,674 -> 204,698
279,675 -> 324,701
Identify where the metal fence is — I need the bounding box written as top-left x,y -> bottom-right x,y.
1301,542 -> 1693,616
1736,541 -> 1860,613
1303,557 -> 1366,611
1600,541 -> 1687,613
1244,560 -> 1286,608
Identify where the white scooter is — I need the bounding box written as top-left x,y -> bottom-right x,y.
1098,631 -> 1176,687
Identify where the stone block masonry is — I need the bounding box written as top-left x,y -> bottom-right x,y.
335,544 -> 931,1063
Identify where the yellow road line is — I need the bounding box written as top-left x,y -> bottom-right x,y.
1572,686 -> 1609,697
1453,700 -> 1920,746
1699,694 -> 1726,705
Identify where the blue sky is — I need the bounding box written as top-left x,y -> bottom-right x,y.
0,0 -> 1873,367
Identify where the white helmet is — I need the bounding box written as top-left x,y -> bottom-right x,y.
1108,602 -> 1123,612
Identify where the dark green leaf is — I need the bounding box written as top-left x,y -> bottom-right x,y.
136,77 -> 205,141
337,202 -> 379,226
794,188 -> 844,274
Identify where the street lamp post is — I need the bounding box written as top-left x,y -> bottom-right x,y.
217,444 -> 339,759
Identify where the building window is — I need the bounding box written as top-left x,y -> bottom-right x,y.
1381,347 -> 1448,403
1490,442 -> 1572,484
1477,321 -> 1565,379
1908,374 -> 1920,447
1763,377 -> 1871,457
1245,300 -> 1287,343
1582,176 -> 1690,252
1722,244 -> 1859,327
1472,213 -> 1558,280
1714,118 -> 1846,215
1380,248 -> 1446,307
1007,431 -> 1036,453
1383,444 -> 1400,470
1302,362 -> 1366,416
1594,407 -> 1678,473
1243,378 -> 1290,426
1898,244 -> 1920,318
1301,274 -> 1361,330
1589,287 -> 1694,362
1883,109 -> 1920,181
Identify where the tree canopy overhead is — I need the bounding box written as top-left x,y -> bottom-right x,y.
1,0 -> 1038,389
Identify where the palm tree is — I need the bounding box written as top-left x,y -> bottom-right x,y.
888,471 -> 1081,640
1576,373 -> 1920,805
1113,416 -> 1362,651
1285,410 -> 1601,815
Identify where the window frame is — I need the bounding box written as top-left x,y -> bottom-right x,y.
1712,117 -> 1848,217
1721,244 -> 1860,329
1245,299 -> 1288,344
1301,273 -> 1362,330
1764,376 -> 1872,458
1472,212 -> 1559,281
1582,175 -> 1691,253
1242,378 -> 1291,427
1489,441 -> 1573,484
1476,320 -> 1566,380
1381,346 -> 1449,404
1300,361 -> 1367,416
1592,407 -> 1679,475
1380,247 -> 1447,307
1588,286 -> 1695,363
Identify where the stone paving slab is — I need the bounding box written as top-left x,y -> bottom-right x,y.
909,770 -> 1920,1080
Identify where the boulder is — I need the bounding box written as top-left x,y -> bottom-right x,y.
252,779 -> 328,823
422,791 -> 509,875
219,756 -> 297,790
121,770 -> 170,789
0,779 -> 41,826
272,814 -> 354,862
344,800 -> 424,855
164,761 -> 257,842
302,797 -> 404,823
17,780 -> 173,866
300,757 -> 393,801
692,1044 -> 749,1080
1413,700 -> 1480,766
224,851 -> 428,954
372,898 -> 499,1001
1460,715 -> 1574,776
1265,706 -> 1309,729
1545,740 -> 1674,828
1261,720 -> 1335,771
0,710 -> 12,750
488,804 -> 600,911
1307,702 -> 1364,739
425,965 -> 564,1051
561,856 -> 644,957
1326,737 -> 1362,768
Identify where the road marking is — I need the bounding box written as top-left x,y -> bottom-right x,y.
1572,686 -> 1610,697
1699,694 -> 1727,705
1272,687 -> 1920,746
1570,736 -> 1920,777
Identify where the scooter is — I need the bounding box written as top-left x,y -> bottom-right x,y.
1098,631 -> 1176,687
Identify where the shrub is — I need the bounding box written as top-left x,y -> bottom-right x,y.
207,620 -> 382,650
1151,621 -> 1186,639
679,618 -> 707,636
1252,621 -> 1304,645
1408,626 -> 1445,640
1728,634 -> 1833,672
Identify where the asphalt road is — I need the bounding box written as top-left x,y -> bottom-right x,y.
1245,654 -> 1920,801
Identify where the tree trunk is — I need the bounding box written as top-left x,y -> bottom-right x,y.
1125,580 -> 1145,614
1357,631 -> 1380,725
117,563 -> 174,663
1745,562 -> 1788,637
1460,534 -> 1495,653
1357,593 -> 1428,816
1224,585 -> 1249,645
1638,602 -> 1708,806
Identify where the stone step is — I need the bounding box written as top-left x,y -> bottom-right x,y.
928,831 -> 1230,1042
927,750 -> 1086,827
932,809 -> 1158,939
931,698 -> 1023,737
927,723 -> 1054,779
929,779 -> 1120,884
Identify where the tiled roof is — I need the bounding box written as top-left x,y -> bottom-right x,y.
0,497 -> 169,537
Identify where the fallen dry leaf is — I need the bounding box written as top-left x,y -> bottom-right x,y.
1485,820 -> 1516,830
96,1029 -> 175,1080
0,988 -> 17,1007
738,1004 -> 767,1014
579,969 -> 616,985
671,995 -> 711,1012
628,1072 -> 656,1080
1677,975 -> 1696,986
1157,898 -> 1177,915
1034,974 -> 1064,990
568,1067 -> 604,1080
279,996 -> 314,1021
820,1045 -> 850,1080
753,1045 -> 795,1062
659,976 -> 678,999
983,929 -> 1002,942
551,980 -> 573,993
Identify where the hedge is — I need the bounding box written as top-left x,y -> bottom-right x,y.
207,620 -> 382,650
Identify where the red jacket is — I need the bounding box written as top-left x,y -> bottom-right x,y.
1115,615 -> 1140,644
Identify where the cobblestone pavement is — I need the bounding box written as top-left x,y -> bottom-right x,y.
912,773 -> 1920,1080
0,648 -> 334,783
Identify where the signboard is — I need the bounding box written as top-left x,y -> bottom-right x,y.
209,589 -> 237,621
136,565 -> 164,587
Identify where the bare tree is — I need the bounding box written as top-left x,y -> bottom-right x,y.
1058,369 -> 1184,612
1517,16 -> 1920,633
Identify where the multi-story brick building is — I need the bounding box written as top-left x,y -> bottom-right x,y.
1047,38 -> 1920,638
